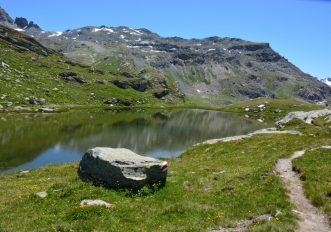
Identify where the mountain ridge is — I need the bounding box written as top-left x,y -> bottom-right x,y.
1,6 -> 330,105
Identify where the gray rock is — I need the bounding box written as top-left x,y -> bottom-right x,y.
113,80 -> 130,89
0,61 -> 9,68
130,80 -> 148,92
0,104 -> 3,109
20,170 -> 30,174
35,191 -> 47,198
14,106 -> 31,111
78,147 -> 168,188
80,199 -> 114,208
59,71 -> 78,77
29,98 -> 46,105
38,106 -> 55,112
321,146 -> 331,149
73,76 -> 87,84
120,72 -> 134,78
154,89 -> 170,99
276,109 -> 331,127
104,98 -> 118,105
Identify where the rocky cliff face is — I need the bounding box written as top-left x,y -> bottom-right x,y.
0,7 -> 41,32
1,6 -> 330,105
0,6 -> 14,26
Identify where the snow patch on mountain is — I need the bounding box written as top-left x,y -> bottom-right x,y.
48,32 -> 63,37
321,78 -> 331,87
92,27 -> 114,33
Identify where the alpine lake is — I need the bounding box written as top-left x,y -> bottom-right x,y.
0,108 -> 267,174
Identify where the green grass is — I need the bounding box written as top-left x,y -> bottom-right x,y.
292,149 -> 331,223
0,116 -> 330,231
221,98 -> 324,123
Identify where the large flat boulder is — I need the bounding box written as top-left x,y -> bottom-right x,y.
78,147 -> 168,188
276,109 -> 331,127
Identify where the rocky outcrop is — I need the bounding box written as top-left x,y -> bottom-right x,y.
120,72 -> 134,78
200,128 -> 302,145
14,17 -> 29,29
130,79 -> 148,92
14,17 -> 42,30
0,7 -> 14,25
112,79 -> 149,92
154,89 -> 170,99
59,72 -> 86,84
27,21 -> 40,30
78,147 -> 168,188
113,80 -> 130,89
29,98 -> 46,105
104,98 -> 133,106
276,109 -> 331,127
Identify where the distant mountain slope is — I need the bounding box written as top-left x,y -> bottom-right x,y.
37,26 -> 331,105
1,6 -> 330,105
0,25 -> 183,108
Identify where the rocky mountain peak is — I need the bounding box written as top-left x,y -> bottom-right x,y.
0,7 -> 41,32
14,17 -> 28,28
0,6 -> 14,25
14,17 -> 41,30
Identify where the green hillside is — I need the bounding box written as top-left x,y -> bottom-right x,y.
0,25 -> 184,110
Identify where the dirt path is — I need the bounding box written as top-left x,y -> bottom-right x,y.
276,150 -> 331,232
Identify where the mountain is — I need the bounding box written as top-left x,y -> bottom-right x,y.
321,78 -> 331,87
0,24 -> 183,108
1,6 -> 330,105
0,6 -> 41,32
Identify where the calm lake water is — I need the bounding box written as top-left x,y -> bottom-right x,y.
0,109 -> 266,173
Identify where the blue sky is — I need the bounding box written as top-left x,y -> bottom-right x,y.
1,0 -> 330,79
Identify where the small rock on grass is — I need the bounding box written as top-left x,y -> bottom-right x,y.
80,199 -> 114,208
20,170 -> 30,174
35,191 -> 47,198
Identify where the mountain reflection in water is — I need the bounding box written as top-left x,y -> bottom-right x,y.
0,109 -> 266,173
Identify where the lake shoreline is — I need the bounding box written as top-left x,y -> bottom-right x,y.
0,100 -> 330,231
